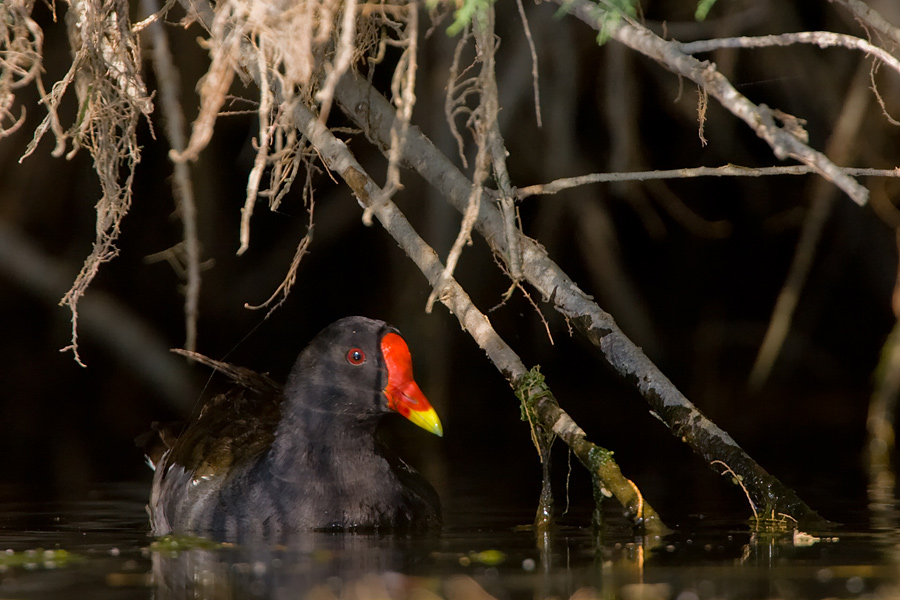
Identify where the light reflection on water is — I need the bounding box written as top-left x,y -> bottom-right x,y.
0,484 -> 897,599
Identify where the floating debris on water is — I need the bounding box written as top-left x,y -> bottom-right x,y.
0,548 -> 80,571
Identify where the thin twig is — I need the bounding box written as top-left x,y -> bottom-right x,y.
132,0 -> 177,33
141,0 -> 202,351
238,34 -> 275,255
474,7 -> 523,280
426,127 -> 488,313
314,0 -> 357,124
427,13 -> 497,312
516,165 -> 900,199
679,31 -> 900,77
362,3 -> 418,226
244,226 -> 313,314
334,69 -> 827,525
514,0 -> 542,128
557,1 -> 870,206
711,460 -> 758,520
287,95 -> 664,532
831,0 -> 900,48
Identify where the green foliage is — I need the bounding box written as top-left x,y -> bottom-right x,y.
695,0 -> 718,21
594,0 -> 638,45
515,365 -> 549,421
436,0 -> 495,36
556,0 -> 638,45
587,444 -> 614,467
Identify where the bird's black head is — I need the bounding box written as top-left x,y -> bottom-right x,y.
284,316 -> 442,435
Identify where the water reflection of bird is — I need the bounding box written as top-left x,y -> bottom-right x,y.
140,316 -> 443,537
150,532 -> 440,599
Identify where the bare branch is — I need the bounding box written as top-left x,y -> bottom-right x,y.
133,0 -> 178,33
516,165 -> 900,199
314,0 -> 357,123
473,8 -> 523,280
362,3 -> 419,226
334,70 -> 826,524
832,0 -> 900,48
239,35 -> 276,255
556,0 -> 870,207
514,0 -> 542,128
679,31 -> 900,77
287,93 -> 665,532
141,0 -> 202,351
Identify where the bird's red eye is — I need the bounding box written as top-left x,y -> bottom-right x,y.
347,348 -> 366,365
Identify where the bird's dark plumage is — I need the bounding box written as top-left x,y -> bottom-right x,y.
144,317 -> 442,537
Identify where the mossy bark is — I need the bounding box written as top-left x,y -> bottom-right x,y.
517,367 -> 668,534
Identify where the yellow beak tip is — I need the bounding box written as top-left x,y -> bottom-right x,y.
407,408 -> 444,438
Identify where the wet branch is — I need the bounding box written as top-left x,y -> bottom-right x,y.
334,70 -> 826,525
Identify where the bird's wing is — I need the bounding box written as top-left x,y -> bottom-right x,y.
152,351 -> 285,480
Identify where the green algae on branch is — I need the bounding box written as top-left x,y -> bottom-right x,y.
515,366 -> 550,421
516,366 -> 554,457
516,366 -> 556,532
514,366 -> 668,534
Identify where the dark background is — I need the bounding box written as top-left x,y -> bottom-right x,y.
1,0 -> 898,526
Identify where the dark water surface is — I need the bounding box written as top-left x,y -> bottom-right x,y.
0,484 -> 896,599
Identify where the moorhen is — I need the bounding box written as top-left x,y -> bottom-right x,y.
143,317 -> 443,535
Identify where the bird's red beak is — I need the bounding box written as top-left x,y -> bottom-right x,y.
381,332 -> 443,437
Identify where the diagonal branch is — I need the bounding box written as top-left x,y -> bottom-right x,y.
285,94 -> 665,532
334,70 -> 826,525
173,0 -> 825,525
559,1 -> 869,207
832,0 -> 900,49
